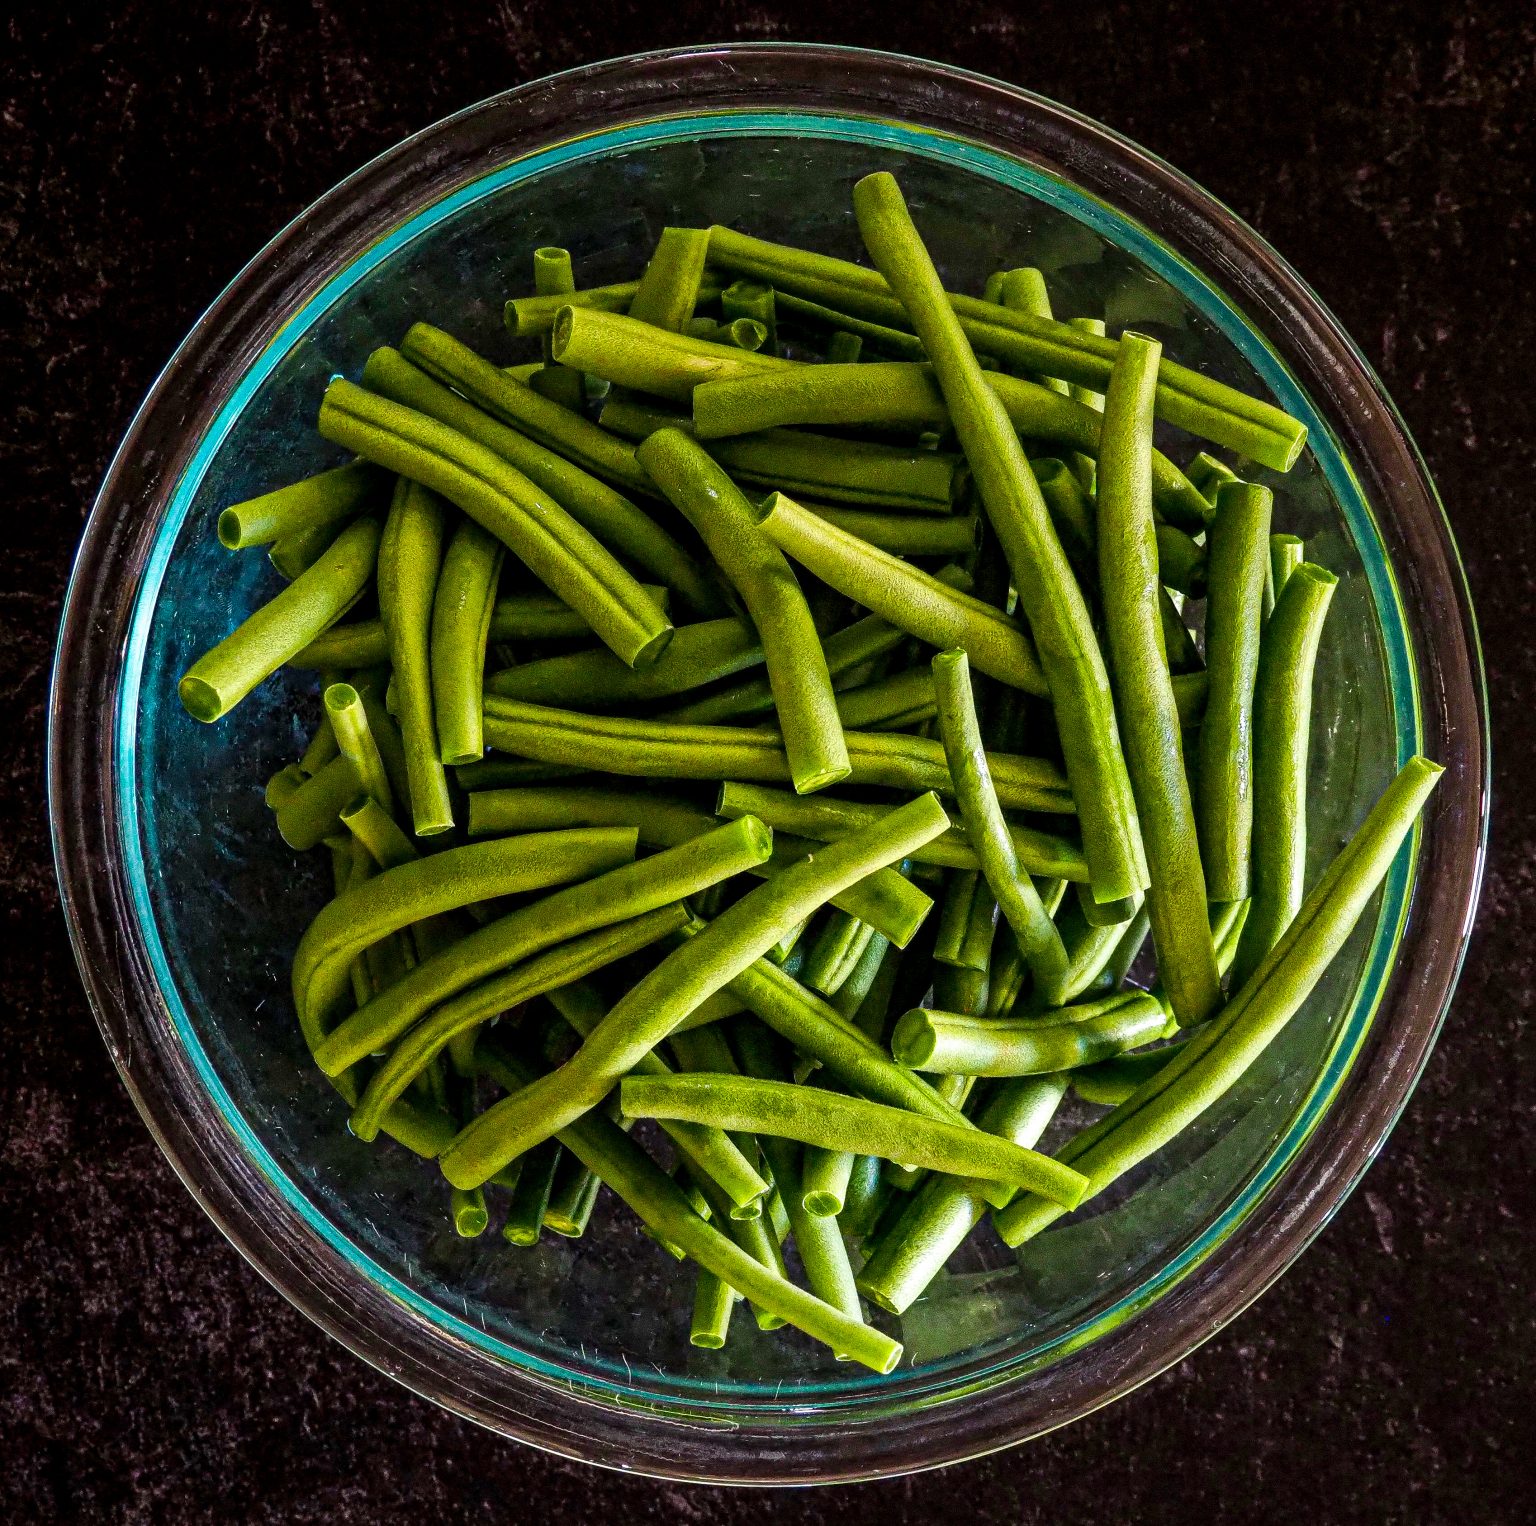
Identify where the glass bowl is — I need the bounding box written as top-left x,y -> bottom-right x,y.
49,43 -> 1487,1484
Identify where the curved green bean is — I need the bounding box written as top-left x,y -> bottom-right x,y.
275,753 -> 360,849
429,518 -> 503,766
317,379 -> 673,670
218,459 -> 388,550
179,516 -> 380,722
1196,481 -> 1273,900
1096,331 -> 1219,1026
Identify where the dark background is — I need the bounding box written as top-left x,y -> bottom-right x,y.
4,4 -> 1533,1521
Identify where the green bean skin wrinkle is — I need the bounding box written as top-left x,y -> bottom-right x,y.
218,459 -> 389,549
996,755 -> 1442,1246
1095,331 -> 1220,1027
852,173 -> 1146,906
361,345 -> 721,616
437,792 -> 952,1188
618,1075 -> 1086,1207
636,429 -> 850,793
1229,563 -> 1337,987
179,516 -> 380,722
756,493 -> 1046,697
377,478 -> 454,834
481,699 -> 1072,814
932,649 -> 1071,1006
473,1037 -> 900,1372
430,518 -> 503,766
1196,481 -> 1273,901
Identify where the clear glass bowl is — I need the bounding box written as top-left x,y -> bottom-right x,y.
49,44 -> 1487,1484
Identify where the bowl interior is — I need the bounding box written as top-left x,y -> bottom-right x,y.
119,114 -> 1418,1415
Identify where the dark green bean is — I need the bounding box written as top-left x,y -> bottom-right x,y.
504,1141 -> 562,1245
933,870 -> 997,972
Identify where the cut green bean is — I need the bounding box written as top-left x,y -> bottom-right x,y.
179,517 -> 380,722
826,329 -> 864,364
1071,1039 -> 1189,1106
377,477 -> 454,834
853,174 -> 1147,904
1230,563 -> 1337,986
544,1152 -> 601,1237
721,278 -> 778,352
1096,331 -> 1219,1025
1033,457 -> 1097,585
801,911 -> 877,997
1188,450 -> 1239,501
1270,532 -> 1305,611
636,428 -> 850,794
757,493 -> 1045,696
690,1269 -> 736,1347
834,668 -> 936,731
438,792 -> 952,1187
318,380 -> 674,670
620,1074 -> 1085,1206
429,519 -> 503,766
933,649 -> 1070,1006
275,753 -> 360,849
1157,523 -> 1208,598
324,682 -> 393,815
775,290 -> 927,359
999,267 -> 1069,395
504,1140 -> 562,1245
1196,481 -> 1273,901
933,871 -> 997,972
629,228 -> 713,332
503,276 -> 723,335
265,763 -> 307,812
218,459 -> 388,550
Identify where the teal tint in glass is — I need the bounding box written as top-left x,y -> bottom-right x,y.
52,47 -> 1485,1483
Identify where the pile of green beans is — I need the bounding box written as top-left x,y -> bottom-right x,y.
177,178 -> 1436,1373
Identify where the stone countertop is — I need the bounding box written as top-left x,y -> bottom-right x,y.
4,5 -> 1532,1521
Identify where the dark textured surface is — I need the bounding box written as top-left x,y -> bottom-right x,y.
3,4 -> 1532,1521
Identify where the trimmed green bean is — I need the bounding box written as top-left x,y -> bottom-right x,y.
324,683 -> 393,815
619,1074 -> 1086,1206
377,477 -> 454,834
1270,532 -> 1305,610
1172,670 -> 1210,727
690,1269 -> 736,1347
504,1140 -> 562,1245
721,279 -> 778,353
218,459 -> 388,550
1196,481 -> 1273,901
757,493 -> 1046,696
1096,331 -> 1219,1025
999,267 -> 1069,395
471,1037 -> 900,1371
636,428 -> 850,794
853,174 -> 1147,905
1033,457 -> 1096,585
1160,587 -> 1204,675
318,380 -> 674,670
429,519 -> 503,766
532,246 -> 574,296
265,763 -> 306,812
504,276 -> 724,334
775,290 -> 928,359
933,649 -> 1070,1006
179,517 -> 380,722
1157,523 -> 1208,598
1071,1039 -> 1189,1106
1230,563 -> 1337,986
275,754 -> 360,850
933,871 -> 997,972
705,225 -> 1307,470
544,1152 -> 601,1237
826,329 -> 865,364
629,228 -> 713,331
361,345 -> 720,616
438,792 -> 952,1187
801,911 -> 877,997
1188,450 -> 1239,501
857,1074 -> 1066,1314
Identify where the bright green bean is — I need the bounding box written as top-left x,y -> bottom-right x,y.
217,459 -> 388,549
800,505 -> 981,559
1157,523 -> 1208,598
933,871 -> 997,972
324,682 -> 393,815
544,1151 -> 601,1237
317,380 -> 674,670
1229,563 -> 1337,987
629,228 -> 713,331
178,517 -> 380,722
1188,450 -> 1239,501
438,792 -> 952,1187
265,763 -> 307,812
429,519 -> 503,766
834,669 -> 936,732
801,911 -> 877,997
998,756 -> 1442,1245
999,267 -> 1069,395
690,1269 -> 736,1347
853,174 -> 1146,905
1032,457 -> 1096,585
721,279 -> 779,352
933,649 -> 1070,1006
1096,331 -> 1219,1025
1270,532 -> 1305,611
275,753 -> 360,850
1196,481 -> 1273,901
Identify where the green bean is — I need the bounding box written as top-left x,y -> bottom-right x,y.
551,305 -> 788,400
706,225 -> 1307,470
933,649 -> 1071,1006
775,290 -> 928,359
687,316 -> 769,351
1033,457 -> 1096,584
438,792 -> 952,1187
689,1269 -> 736,1347
1188,450 -> 1239,501
1064,316 -> 1107,491
801,505 -> 981,559
857,1074 -> 1066,1314
996,755 -> 1442,1246
275,754 -> 360,849
544,1152 -> 601,1237
361,346 -> 720,616
834,669 -> 936,732
639,426 -> 852,794
217,459 -> 388,549
801,911 -> 877,997
689,1167 -> 789,1330
1195,480 -> 1273,902
1229,563 -> 1337,987
1160,587 -> 1204,676
428,519 -> 503,767
544,979 -> 770,1219
1052,889 -> 1146,1003
721,278 -> 779,353
504,277 -> 726,337
692,363 -> 1210,528
756,493 -> 1046,696
1096,331 -> 1219,1025
825,329 -> 865,364
629,227 -> 713,331
324,682 -> 393,815
486,617 -> 763,708
377,477 -> 454,834
471,1036 -> 900,1371
1157,523 -> 1208,598
178,516 -> 380,722
933,871 -> 997,972
1270,532 -> 1305,609
1071,1039 -> 1189,1106
715,782 -> 1084,880
999,267 -> 1070,395
482,699 -> 1072,814
316,818 -> 770,1078
339,793 -> 418,872
619,1074 -> 1085,1206
1172,670 -> 1209,727
852,174 -> 1147,906
600,397 -> 965,513
265,763 -> 307,812
532,246 -> 574,296
800,1134 -> 856,1217
503,1140 -> 562,1245
293,828 -> 639,1084
893,990 -> 1166,1076
318,380 -> 674,670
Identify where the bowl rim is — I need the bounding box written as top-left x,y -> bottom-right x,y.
49,41 -> 1489,1485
